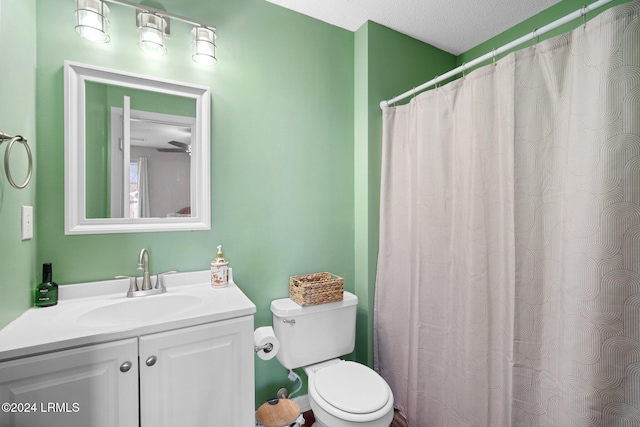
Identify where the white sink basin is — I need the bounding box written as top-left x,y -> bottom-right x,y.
76,294 -> 203,327
0,270 -> 257,362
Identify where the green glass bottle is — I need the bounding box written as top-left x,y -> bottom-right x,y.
35,263 -> 58,307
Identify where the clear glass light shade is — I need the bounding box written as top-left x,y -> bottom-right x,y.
192,27 -> 217,65
75,0 -> 110,43
138,13 -> 167,55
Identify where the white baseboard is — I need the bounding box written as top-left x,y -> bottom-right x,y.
292,394 -> 311,413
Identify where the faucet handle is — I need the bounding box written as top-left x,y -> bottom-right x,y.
116,275 -> 139,297
155,270 -> 177,291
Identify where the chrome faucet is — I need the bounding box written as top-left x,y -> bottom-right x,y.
115,248 -> 176,298
137,248 -> 152,291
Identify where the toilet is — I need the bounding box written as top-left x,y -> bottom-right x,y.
271,291 -> 394,427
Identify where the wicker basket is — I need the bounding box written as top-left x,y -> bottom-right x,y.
289,272 -> 344,306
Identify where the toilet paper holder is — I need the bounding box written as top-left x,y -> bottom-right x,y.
254,342 -> 274,354
254,326 -> 279,360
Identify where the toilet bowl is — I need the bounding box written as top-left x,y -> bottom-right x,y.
270,292 -> 395,427
306,360 -> 394,427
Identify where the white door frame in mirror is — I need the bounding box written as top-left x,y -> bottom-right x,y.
64,60 -> 211,234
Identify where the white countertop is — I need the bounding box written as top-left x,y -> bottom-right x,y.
0,270 -> 256,362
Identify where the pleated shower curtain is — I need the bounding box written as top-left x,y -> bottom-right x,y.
374,2 -> 640,426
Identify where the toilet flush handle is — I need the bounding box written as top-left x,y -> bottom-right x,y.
282,318 -> 295,326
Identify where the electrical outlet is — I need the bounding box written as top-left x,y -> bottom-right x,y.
22,205 -> 33,240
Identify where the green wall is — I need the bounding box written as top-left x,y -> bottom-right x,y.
353,22 -> 456,366
3,0 -> 629,412
0,0 -> 37,328
34,0 -> 354,406
85,81 -> 109,218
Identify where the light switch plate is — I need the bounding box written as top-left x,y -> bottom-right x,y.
21,205 -> 33,240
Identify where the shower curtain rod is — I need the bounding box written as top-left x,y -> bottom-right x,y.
379,0 -> 615,109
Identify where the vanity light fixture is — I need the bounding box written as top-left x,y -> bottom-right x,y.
72,0 -> 217,65
137,12 -> 167,55
75,0 -> 110,43
192,26 -> 217,65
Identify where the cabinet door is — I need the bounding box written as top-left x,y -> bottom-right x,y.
139,316 -> 254,427
0,338 -> 139,427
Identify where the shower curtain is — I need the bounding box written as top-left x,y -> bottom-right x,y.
374,2 -> 640,426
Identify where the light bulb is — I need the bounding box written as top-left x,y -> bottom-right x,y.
192,26 -> 217,65
75,0 -> 110,43
138,12 -> 167,55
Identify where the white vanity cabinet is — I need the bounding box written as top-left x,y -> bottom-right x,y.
0,316 -> 255,427
0,338 -> 139,427
139,316 -> 254,427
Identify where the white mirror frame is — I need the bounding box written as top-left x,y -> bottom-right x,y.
64,60 -> 211,234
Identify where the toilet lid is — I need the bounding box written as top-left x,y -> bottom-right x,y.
313,361 -> 390,414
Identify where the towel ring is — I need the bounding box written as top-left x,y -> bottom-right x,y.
1,131 -> 33,189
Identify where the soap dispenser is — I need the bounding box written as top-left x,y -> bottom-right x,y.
211,245 -> 229,288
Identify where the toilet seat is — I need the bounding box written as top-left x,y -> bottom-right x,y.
308,361 -> 393,423
315,361 -> 389,413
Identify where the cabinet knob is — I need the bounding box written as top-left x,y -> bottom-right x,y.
145,356 -> 157,367
120,361 -> 132,373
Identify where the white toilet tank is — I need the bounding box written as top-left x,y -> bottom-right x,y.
270,291 -> 358,369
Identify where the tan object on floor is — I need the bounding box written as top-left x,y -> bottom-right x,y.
256,398 -> 300,427
391,408 -> 409,427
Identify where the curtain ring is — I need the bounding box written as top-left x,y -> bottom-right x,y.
532,29 -> 539,47
462,63 -> 466,77
1,133 -> 33,190
434,76 -> 439,89
492,48 -> 498,66
581,4 -> 588,28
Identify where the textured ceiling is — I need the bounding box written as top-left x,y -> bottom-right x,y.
264,0 -> 563,55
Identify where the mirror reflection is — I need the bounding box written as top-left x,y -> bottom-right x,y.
85,82 -> 196,219
64,61 -> 210,234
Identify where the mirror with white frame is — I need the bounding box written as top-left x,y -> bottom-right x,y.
64,61 -> 211,234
